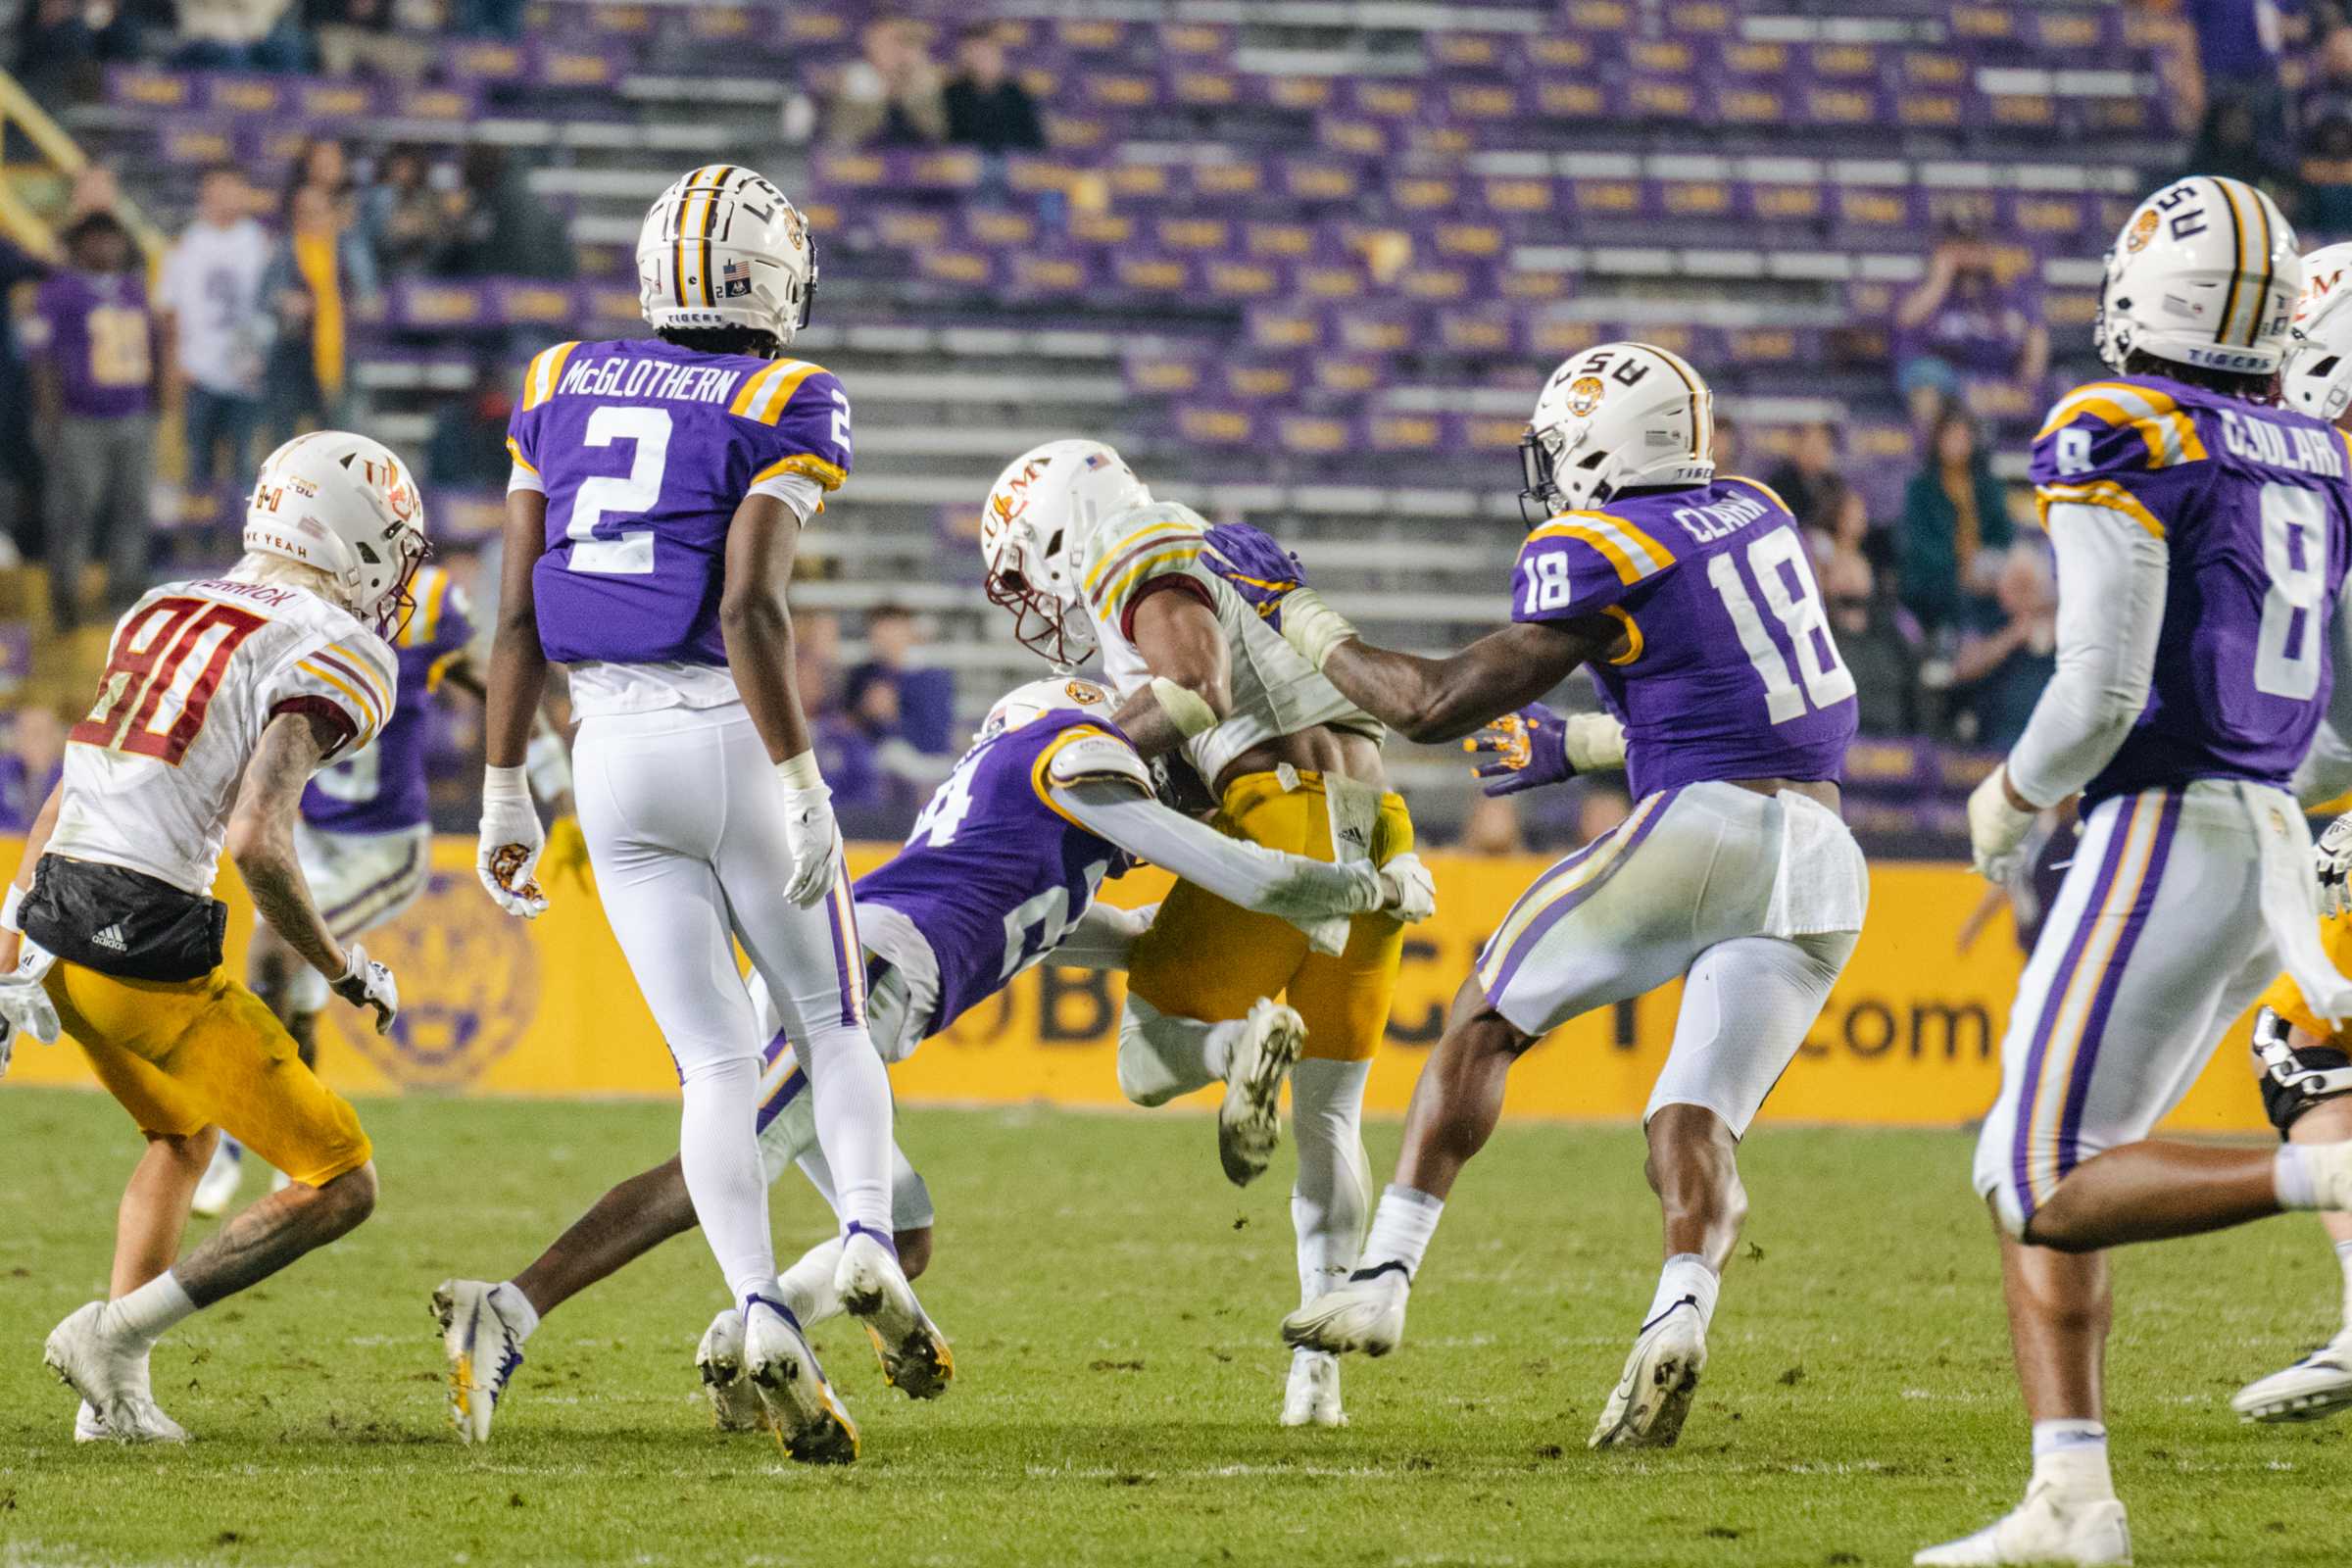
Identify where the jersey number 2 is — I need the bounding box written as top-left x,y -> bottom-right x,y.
71,597 -> 266,764
566,406 -> 672,575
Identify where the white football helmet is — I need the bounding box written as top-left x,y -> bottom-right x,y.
244,430 -> 430,634
2286,241 -> 2352,423
979,438 -> 1155,666
2095,174 -> 2301,377
1520,341 -> 1714,522
636,164 -> 816,345
979,675 -> 1118,741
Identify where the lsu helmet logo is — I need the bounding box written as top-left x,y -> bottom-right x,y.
1564,375 -> 1607,417
2125,207 -> 2160,255
1063,677 -> 1106,706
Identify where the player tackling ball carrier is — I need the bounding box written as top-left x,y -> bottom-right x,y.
0,432 -> 421,1443
1918,177 -> 2352,1567
473,164 -> 918,1463
1273,342 -> 1870,1450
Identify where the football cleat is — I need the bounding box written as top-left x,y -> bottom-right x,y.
835,1227 -> 953,1399
74,1400 -> 108,1443
743,1299 -> 858,1464
190,1140 -> 243,1219
1218,999 -> 1306,1188
2230,1332 -> 2352,1423
1591,1298 -> 1706,1449
1281,1266 -> 1408,1357
42,1302 -> 188,1444
694,1307 -> 764,1432
1280,1348 -> 1347,1428
1914,1484 -> 2132,1566
433,1279 -> 526,1445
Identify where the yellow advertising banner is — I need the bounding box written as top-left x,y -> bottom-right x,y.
0,839 -> 2277,1136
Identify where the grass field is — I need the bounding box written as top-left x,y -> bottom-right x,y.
1,1087 -> 2345,1568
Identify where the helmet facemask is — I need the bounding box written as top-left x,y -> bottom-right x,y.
369,528 -> 432,640
982,538 -> 1096,669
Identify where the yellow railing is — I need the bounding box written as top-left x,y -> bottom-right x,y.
0,69 -> 166,264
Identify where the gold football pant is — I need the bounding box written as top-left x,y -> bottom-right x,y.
1125,768 -> 1414,1062
45,960 -> 372,1187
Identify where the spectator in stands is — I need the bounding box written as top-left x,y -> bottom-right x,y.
2190,95 -> 2303,212
827,16 -> 948,150
0,235 -> 49,564
281,135 -> 350,214
259,182 -> 376,447
817,665 -> 927,840
23,212 -> 162,630
15,0 -> 137,109
361,143 -> 448,277
1947,544 -> 2059,751
1897,409 -> 2012,643
1821,551 -> 1919,738
309,0 -> 425,81
2301,22 -> 2352,132
1573,784 -> 1633,848
2184,0 -> 2296,147
454,0 -> 522,39
1763,420 -> 1851,541
944,22 -> 1045,153
438,145 -> 575,281
0,705 -> 65,833
2305,109 -> 2352,233
1892,233 -> 2049,428
172,0 -> 308,73
847,604 -> 956,755
1454,793 -> 1523,857
160,166 -> 270,487
65,162 -> 125,227
426,352 -> 516,487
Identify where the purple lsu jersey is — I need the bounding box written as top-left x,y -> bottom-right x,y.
26,271 -> 155,419
1511,478 -> 1858,798
300,564 -> 473,833
854,709 -> 1138,1033
2032,373 -> 2352,805
506,336 -> 853,667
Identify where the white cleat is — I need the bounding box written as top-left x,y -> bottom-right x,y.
1219,999 -> 1306,1188
2231,1332 -> 2352,1423
1282,1266 -> 1409,1357
835,1228 -> 954,1399
42,1302 -> 187,1444
74,1400 -> 109,1443
743,1301 -> 858,1464
190,1141 -> 243,1219
1914,1484 -> 2132,1566
433,1279 -> 527,1445
694,1308 -> 764,1432
1281,1348 -> 1347,1427
1591,1299 -> 1707,1449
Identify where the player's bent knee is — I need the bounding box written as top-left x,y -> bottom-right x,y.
317,1160 -> 378,1233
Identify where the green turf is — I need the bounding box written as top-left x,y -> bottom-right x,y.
0,1088 -> 2344,1567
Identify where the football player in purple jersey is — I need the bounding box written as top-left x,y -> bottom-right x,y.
1269,342 -> 1870,1451
430,677 -> 1432,1442
467,165 -> 902,1464
1915,178 -> 2352,1566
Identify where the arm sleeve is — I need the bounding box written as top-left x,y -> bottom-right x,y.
1041,898 -> 1155,972
1051,779 -> 1382,919
2003,500 -> 2169,808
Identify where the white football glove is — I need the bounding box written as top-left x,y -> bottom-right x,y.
1966,764 -> 2038,884
0,947 -> 61,1079
329,942 -> 399,1035
1375,853 -> 1438,924
2317,812 -> 2352,918
477,765 -> 548,919
780,782 -> 842,907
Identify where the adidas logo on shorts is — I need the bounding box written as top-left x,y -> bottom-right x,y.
91,923 -> 128,953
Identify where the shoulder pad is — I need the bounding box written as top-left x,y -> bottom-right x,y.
1042,725 -> 1152,794
2032,380 -> 2207,484
1081,505 -> 1212,623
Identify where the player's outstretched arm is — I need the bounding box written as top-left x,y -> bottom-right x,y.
1109,587 -> 1233,759
721,492 -> 839,906
1283,591 -> 1612,743
478,492 -> 558,917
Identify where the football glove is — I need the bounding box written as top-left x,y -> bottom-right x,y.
2318,812 -> 2352,919
330,942 -> 399,1035
1465,704 -> 1626,796
1967,764 -> 2038,884
477,765 -> 548,919
0,946 -> 60,1079
540,814 -> 594,894
780,780 -> 842,907
1375,853 -> 1438,924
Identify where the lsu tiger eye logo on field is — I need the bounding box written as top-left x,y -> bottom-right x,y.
322,870 -> 537,1089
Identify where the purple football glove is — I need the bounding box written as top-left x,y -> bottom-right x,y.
1465,702 -> 1574,797
1202,523 -> 1306,625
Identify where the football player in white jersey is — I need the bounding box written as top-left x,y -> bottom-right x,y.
0,431 -> 421,1443
980,443 -> 1418,1427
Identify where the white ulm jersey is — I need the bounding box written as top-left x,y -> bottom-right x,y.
51,576 -> 396,897
1076,502 -> 1382,785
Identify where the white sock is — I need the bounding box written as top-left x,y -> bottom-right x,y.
1114,996 -> 1238,1105
2030,1419 -> 2113,1498
101,1271 -> 197,1346
676,1054 -> 779,1305
1643,1253 -> 1722,1333
1357,1185 -> 1443,1281
2276,1145 -> 2322,1210
1290,1058 -> 1373,1307
794,1015 -> 895,1238
489,1280 -> 540,1343
777,1238 -> 847,1327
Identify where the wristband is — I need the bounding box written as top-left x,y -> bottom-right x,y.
482,763 -> 532,804
1,882 -> 22,934
1150,676 -> 1220,739
1281,588 -> 1359,670
775,750 -> 823,790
